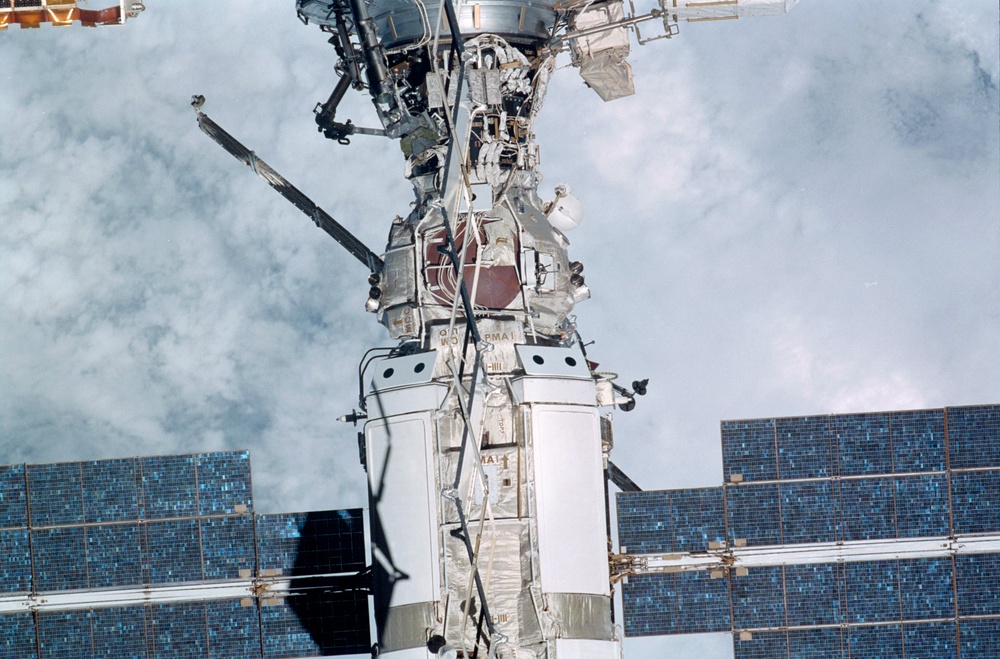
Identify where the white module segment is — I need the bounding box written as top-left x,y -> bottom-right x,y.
530,405 -> 610,596
365,412 -> 441,608
555,639 -> 623,659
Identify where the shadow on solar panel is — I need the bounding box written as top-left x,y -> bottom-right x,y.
0,450 -> 374,658
612,403 -> 1000,658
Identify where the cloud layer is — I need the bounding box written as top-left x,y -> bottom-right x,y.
1,1 -> 997,656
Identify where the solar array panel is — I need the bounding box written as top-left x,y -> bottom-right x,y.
0,451 -> 371,658
618,404 -> 1000,655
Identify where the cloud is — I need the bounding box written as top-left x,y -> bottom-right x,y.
0,3 -> 997,657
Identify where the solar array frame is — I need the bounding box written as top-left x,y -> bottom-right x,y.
0,451 -> 371,658
618,404 -> 1000,653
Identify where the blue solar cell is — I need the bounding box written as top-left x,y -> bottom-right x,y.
86,523 -> 143,589
836,412 -> 892,476
721,418 -> 777,483
726,484 -> 781,547
256,510 -> 366,576
670,487 -> 725,552
946,405 -> 1000,469
848,624 -> 902,658
0,464 -> 27,529
82,458 -> 139,523
776,415 -> 835,480
899,558 -> 954,621
37,611 -> 92,659
197,452 -> 253,516
903,622 -> 958,659
846,561 -> 899,623
32,527 -> 88,591
785,563 -> 844,626
151,602 -> 208,658
733,631 -> 787,659
731,566 -> 785,630
91,606 -> 149,659
675,570 -> 731,633
207,599 -> 261,659
273,590 -> 370,656
840,477 -> 896,541
780,480 -> 840,544
895,475 -> 950,538
959,619 -> 1000,659
955,554 -> 1000,616
0,613 -> 37,659
616,490 -> 672,554
621,573 -> 677,636
951,470 -> 1000,535
788,627 -> 844,658
891,409 -> 945,473
0,529 -> 32,594
145,519 -> 203,583
140,455 -> 197,519
27,462 -> 84,526
261,599 -> 323,658
201,516 -> 255,580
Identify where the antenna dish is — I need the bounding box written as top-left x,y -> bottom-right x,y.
546,184 -> 584,232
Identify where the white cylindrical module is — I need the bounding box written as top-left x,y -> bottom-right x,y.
512,345 -> 618,656
365,351 -> 448,655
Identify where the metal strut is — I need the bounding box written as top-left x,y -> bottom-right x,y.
191,96 -> 384,274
